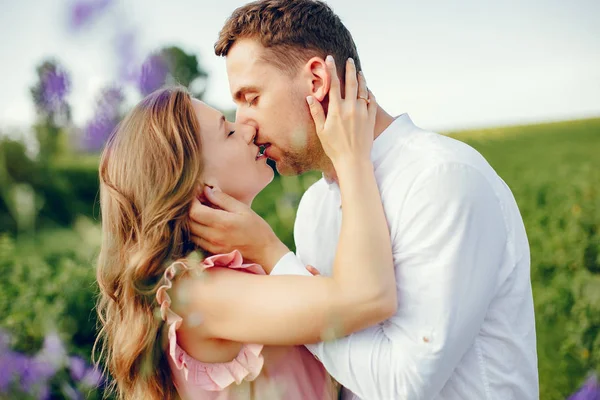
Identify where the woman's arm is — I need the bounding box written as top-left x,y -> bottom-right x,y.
174,57 -> 395,345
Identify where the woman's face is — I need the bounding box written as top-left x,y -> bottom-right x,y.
191,99 -> 274,204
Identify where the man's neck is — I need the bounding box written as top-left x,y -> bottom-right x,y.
322,105 -> 395,183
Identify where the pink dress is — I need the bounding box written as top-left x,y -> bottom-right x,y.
156,250 -> 338,400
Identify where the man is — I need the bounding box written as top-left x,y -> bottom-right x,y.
189,1 -> 539,398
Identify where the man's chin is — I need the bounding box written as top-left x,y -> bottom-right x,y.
274,161 -> 307,176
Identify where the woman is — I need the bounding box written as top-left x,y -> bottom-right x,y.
95,57 -> 395,399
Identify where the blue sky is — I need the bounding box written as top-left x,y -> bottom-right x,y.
1,0 -> 598,132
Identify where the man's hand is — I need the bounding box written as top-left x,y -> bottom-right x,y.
189,186 -> 290,272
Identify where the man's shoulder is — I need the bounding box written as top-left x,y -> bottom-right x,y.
382,123 -> 497,186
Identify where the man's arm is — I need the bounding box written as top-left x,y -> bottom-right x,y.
275,162 -> 508,399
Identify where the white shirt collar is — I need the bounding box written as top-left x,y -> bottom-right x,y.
323,113 -> 415,187
371,113 -> 413,167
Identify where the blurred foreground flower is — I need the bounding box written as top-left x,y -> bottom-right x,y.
569,374 -> 600,400
0,329 -> 103,399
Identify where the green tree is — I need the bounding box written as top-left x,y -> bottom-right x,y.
29,59 -> 72,163
139,45 -> 208,99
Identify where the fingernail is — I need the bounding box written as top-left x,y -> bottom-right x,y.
358,70 -> 364,76
326,55 -> 334,64
348,58 -> 354,65
306,95 -> 314,105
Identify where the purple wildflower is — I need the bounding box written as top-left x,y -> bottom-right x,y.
83,86 -> 125,151
20,358 -> 55,398
38,332 -> 67,368
0,351 -> 28,393
69,0 -> 114,30
138,53 -> 169,96
115,29 -> 140,84
80,365 -> 104,388
69,356 -> 87,382
34,63 -> 71,117
569,374 -> 600,400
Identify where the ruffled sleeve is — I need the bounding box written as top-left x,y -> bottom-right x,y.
155,250 -> 266,391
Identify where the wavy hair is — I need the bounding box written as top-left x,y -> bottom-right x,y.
94,86 -> 202,399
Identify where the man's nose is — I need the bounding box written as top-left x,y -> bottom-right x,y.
236,109 -> 258,136
235,107 -> 250,125
243,124 -> 257,145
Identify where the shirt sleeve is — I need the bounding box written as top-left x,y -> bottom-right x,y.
304,162 -> 509,399
270,251 -> 313,276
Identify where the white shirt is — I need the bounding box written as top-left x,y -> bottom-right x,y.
271,115 -> 539,400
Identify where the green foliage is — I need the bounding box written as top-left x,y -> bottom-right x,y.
0,139 -> 99,233
0,219 -> 100,357
253,173 -> 320,252
159,46 -> 209,99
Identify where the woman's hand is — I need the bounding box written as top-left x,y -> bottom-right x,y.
306,56 -> 377,169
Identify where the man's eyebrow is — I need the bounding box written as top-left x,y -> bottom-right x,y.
233,86 -> 259,102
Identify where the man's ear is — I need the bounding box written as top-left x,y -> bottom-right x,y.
305,57 -> 330,102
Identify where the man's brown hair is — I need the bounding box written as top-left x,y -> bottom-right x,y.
215,0 -> 361,80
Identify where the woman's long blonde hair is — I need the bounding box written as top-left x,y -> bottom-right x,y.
94,86 -> 202,399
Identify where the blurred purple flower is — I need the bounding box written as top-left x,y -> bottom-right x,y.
138,53 -> 169,96
569,374 -> 600,400
83,86 -> 125,151
36,64 -> 71,117
80,365 -> 104,388
20,358 -> 54,399
0,351 -> 25,392
69,0 -> 114,30
0,351 -> 51,395
38,332 -> 67,367
69,356 -> 87,382
115,30 -> 140,84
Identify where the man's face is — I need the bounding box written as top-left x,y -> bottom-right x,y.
226,38 -> 325,175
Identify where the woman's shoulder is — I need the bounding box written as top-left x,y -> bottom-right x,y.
155,252 -> 266,393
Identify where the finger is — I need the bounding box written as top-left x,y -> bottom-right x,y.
189,220 -> 216,242
189,198 -> 231,226
326,55 -> 341,109
192,235 -> 219,254
357,71 -> 368,103
345,58 -> 358,101
305,265 -> 321,276
367,90 -> 378,125
204,186 -> 246,213
306,96 -> 326,133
